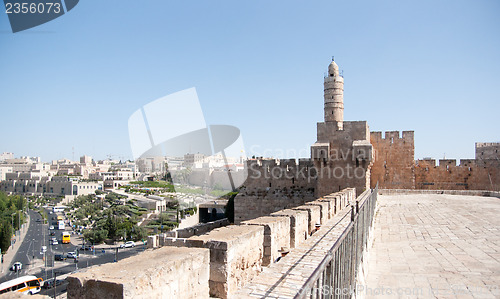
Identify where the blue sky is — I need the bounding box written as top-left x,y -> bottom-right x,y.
1,0 -> 499,162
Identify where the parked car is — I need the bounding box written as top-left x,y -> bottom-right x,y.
42,278 -> 63,289
10,262 -> 22,271
41,246 -> 47,253
36,218 -> 41,222
50,232 -> 55,236
120,241 -> 135,248
51,240 -> 58,245
54,254 -> 65,261
81,245 -> 93,251
49,225 -> 54,230
67,252 -> 77,259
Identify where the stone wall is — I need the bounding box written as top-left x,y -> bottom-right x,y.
67,247 -> 209,299
415,158 -> 500,191
370,131 -> 415,189
233,158 -> 362,223
234,159 -> 317,223
370,131 -> 500,191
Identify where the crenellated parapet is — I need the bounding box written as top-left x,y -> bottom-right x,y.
244,158 -> 317,191
370,130 -> 414,145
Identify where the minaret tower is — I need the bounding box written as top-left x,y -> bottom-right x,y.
324,58 -> 344,130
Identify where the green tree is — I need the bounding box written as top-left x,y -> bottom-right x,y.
104,213 -> 118,239
83,229 -> 108,244
131,226 -> 147,241
224,192 -> 238,223
0,221 -> 12,253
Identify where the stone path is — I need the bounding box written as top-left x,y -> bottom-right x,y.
364,194 -> 500,299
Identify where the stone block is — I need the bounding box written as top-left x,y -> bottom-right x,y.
67,247 -> 209,299
305,200 -> 329,224
147,235 -> 158,249
187,225 -> 265,299
271,209 -> 309,248
243,216 -> 291,267
293,205 -> 321,235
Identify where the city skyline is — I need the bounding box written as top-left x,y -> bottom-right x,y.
1,0 -> 499,162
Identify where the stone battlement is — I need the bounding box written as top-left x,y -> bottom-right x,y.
370,130 -> 414,143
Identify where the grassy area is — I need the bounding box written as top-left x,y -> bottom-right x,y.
210,189 -> 231,197
129,181 -> 175,190
174,186 -> 204,195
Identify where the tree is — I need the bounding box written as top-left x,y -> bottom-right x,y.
0,221 -> 12,253
83,229 -> 108,244
131,226 -> 147,241
224,192 -> 238,223
104,213 -> 118,239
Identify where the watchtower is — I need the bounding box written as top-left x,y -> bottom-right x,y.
324,59 -> 344,130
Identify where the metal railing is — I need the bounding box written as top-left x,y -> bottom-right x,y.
296,184 -> 378,299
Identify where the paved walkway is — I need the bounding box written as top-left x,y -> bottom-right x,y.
364,194 -> 500,299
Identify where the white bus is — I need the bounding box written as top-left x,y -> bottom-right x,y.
0,275 -> 43,295
53,206 -> 66,213
58,220 -> 65,230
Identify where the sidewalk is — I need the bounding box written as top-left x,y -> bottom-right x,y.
0,212 -> 30,275
69,231 -> 131,251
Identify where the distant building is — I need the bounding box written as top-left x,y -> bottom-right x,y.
136,157 -> 166,174
184,154 -> 205,168
80,155 -> 92,164
0,152 -> 14,162
0,173 -> 102,196
0,166 -> 13,181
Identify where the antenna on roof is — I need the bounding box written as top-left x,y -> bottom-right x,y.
332,56 -> 334,61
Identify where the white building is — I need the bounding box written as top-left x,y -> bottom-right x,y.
0,152 -> 14,162
0,173 -> 102,197
136,157 -> 166,174
0,166 -> 13,181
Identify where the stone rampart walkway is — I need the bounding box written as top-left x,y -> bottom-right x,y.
364,194 -> 500,298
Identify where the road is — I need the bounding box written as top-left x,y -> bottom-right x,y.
0,208 -> 147,297
0,209 -> 42,282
